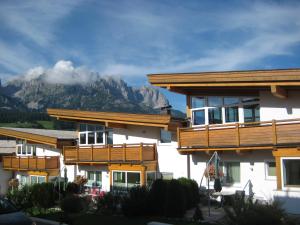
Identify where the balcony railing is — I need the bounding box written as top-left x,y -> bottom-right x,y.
63,143 -> 157,164
3,156 -> 60,170
178,118 -> 300,151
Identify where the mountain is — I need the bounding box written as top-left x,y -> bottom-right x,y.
2,75 -> 171,114
0,80 -> 27,111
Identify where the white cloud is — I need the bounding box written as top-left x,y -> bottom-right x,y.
23,60 -> 101,84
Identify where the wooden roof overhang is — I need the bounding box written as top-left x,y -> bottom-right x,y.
0,128 -> 59,148
148,68 -> 300,97
47,108 -> 176,130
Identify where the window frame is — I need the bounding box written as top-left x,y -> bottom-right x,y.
30,175 -> 46,184
86,171 -> 102,187
190,96 -> 260,127
221,161 -> 241,186
281,157 -> 300,191
79,124 -> 106,146
111,170 -> 141,189
16,144 -> 36,156
265,160 -> 276,180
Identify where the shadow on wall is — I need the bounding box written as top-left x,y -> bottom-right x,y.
273,189 -> 300,215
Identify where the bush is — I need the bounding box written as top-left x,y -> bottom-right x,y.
122,186 -> 148,217
60,195 -> 87,214
96,192 -> 121,215
224,198 -> 299,225
66,182 -> 80,194
31,183 -> 56,212
7,184 -> 33,212
164,179 -> 187,218
178,177 -> 200,209
147,179 -> 169,216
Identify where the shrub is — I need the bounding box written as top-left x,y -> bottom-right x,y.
96,192 -> 121,215
60,195 -> 87,214
30,183 -> 56,212
6,184 -> 33,212
164,179 -> 187,218
178,177 -> 200,209
122,186 -> 148,217
66,182 -> 80,194
147,179 -> 169,216
224,198 -> 299,225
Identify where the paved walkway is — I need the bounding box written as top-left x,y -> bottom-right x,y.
185,204 -> 226,224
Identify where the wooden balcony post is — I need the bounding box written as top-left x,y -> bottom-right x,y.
205,125 -> 209,147
123,144 -> 126,162
35,157 -> 38,170
272,120 -> 277,145
18,157 -> 20,169
139,143 -> 143,162
27,157 -> 29,170
91,145 -> 94,161
153,143 -> 157,160
10,157 -> 12,169
177,127 -> 181,148
76,145 -> 79,162
236,123 -> 240,147
44,156 -> 46,169
108,145 -> 111,161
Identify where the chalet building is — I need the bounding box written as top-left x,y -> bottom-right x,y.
0,138 -> 15,194
0,127 -> 77,188
148,68 -> 300,214
47,108 -> 187,191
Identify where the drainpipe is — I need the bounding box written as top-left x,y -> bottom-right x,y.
187,154 -> 191,179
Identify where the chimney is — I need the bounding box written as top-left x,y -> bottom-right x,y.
160,105 -> 172,115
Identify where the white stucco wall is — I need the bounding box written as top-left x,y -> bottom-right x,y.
260,90 -> 300,121
189,151 -> 277,200
0,162 -> 12,194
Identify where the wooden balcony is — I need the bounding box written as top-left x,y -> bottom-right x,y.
3,156 -> 60,171
178,118 -> 300,153
63,143 -> 157,164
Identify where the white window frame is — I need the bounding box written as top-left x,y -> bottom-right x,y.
190,96 -> 260,127
79,124 -> 105,146
16,144 -> 36,156
86,171 -> 102,187
265,160 -> 276,180
221,161 -> 241,187
281,157 -> 300,191
30,175 -> 46,184
111,170 -> 141,188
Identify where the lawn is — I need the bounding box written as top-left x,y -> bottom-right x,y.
0,120 -> 54,129
37,211 -> 212,225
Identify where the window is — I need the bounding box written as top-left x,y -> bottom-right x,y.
160,129 -> 172,143
30,175 -> 46,184
282,159 -> 300,187
193,110 -> 205,125
112,171 -> 141,189
106,129 -> 113,145
79,124 -> 105,145
16,144 -> 36,156
266,161 -> 276,179
244,104 -> 260,123
221,162 -> 240,184
190,96 -> 259,126
19,175 -> 28,186
146,172 -> 157,186
87,171 -> 102,187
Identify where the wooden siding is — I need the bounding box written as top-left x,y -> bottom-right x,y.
63,143 -> 157,164
47,108 -> 171,129
178,118 -> 300,152
148,68 -> 300,86
3,156 -> 60,171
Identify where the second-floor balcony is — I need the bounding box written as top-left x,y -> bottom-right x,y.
63,143 -> 157,164
178,118 -> 300,152
3,156 -> 60,171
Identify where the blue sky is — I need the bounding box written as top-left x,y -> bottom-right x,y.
0,0 -> 300,111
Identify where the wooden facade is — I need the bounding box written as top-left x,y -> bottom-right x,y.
177,118 -> 300,153
3,156 -> 60,171
63,143 -> 157,164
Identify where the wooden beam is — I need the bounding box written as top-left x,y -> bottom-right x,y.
271,85 -> 287,99
106,122 -> 127,129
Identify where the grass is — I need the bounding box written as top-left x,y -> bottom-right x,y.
36,120 -> 55,129
36,211 -> 212,225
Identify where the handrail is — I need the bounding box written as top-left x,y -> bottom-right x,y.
3,156 -> 59,170
180,117 -> 300,131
